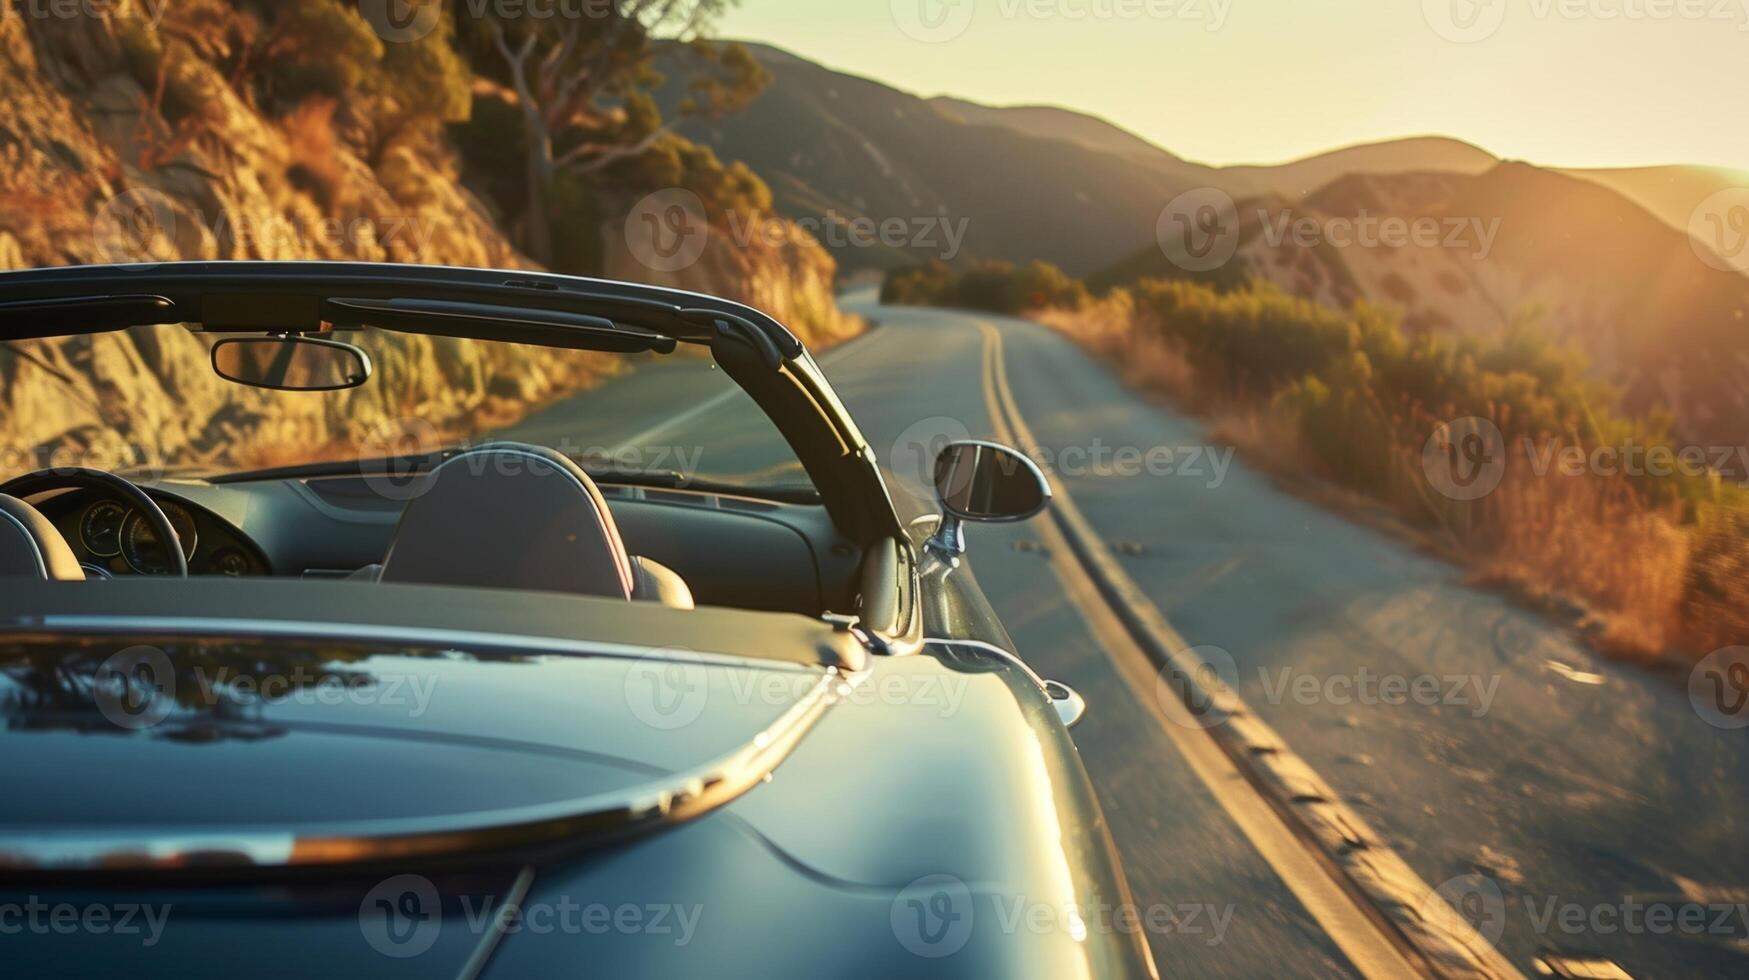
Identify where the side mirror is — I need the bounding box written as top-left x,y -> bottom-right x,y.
927,441 -> 1052,558
211,336 -> 372,392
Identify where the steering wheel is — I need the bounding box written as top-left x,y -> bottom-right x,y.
0,468 -> 190,577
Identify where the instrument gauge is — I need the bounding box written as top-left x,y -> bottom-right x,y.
119,502 -> 199,575
78,501 -> 129,557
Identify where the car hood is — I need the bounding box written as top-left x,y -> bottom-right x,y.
0,635 -> 1154,978
0,635 -> 833,853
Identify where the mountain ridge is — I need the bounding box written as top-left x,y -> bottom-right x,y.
692,44 -> 1740,274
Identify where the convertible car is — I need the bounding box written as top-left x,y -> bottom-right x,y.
0,263 -> 1152,978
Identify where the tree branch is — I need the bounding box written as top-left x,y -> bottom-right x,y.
558,124 -> 675,173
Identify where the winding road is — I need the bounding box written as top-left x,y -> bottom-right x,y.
498,293 -> 1749,978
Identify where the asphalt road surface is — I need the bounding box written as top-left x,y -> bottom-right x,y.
497,295 -> 1749,978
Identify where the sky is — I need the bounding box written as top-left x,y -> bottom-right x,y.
715,0 -> 1747,170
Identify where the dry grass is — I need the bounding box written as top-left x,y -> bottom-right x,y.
1460,461 -> 1690,661
1041,304 -> 1745,666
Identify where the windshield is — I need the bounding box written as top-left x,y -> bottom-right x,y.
0,326 -> 813,495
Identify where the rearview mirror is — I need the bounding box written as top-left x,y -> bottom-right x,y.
211,336 -> 372,392
927,441 -> 1051,559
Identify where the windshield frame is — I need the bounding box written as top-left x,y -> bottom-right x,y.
0,262 -> 902,544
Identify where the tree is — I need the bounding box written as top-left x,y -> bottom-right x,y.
465,1 -> 767,264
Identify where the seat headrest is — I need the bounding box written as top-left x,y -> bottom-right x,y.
378,443 -> 634,599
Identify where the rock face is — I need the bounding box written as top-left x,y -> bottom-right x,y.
602,213 -> 862,352
0,6 -> 860,477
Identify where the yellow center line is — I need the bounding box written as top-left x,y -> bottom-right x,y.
974,317 -> 1435,980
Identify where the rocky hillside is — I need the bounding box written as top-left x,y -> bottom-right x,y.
0,5 -> 858,475
1096,163 -> 1749,448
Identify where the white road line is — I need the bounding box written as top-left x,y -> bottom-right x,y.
606,327 -> 876,454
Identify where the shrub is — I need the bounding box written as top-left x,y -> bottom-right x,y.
997,265 -> 1745,663
881,259 -> 1087,314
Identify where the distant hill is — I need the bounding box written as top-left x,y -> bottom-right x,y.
1220,136 -> 1500,199
913,96 -> 1749,233
663,44 -> 1198,276
926,96 -> 1200,169
663,44 -> 1747,441
1559,165 -> 1749,235
925,99 -> 1509,202
669,47 -> 1601,275
1093,163 -> 1749,446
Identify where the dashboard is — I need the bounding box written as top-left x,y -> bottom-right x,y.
24,477 -> 862,615
37,491 -> 270,578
